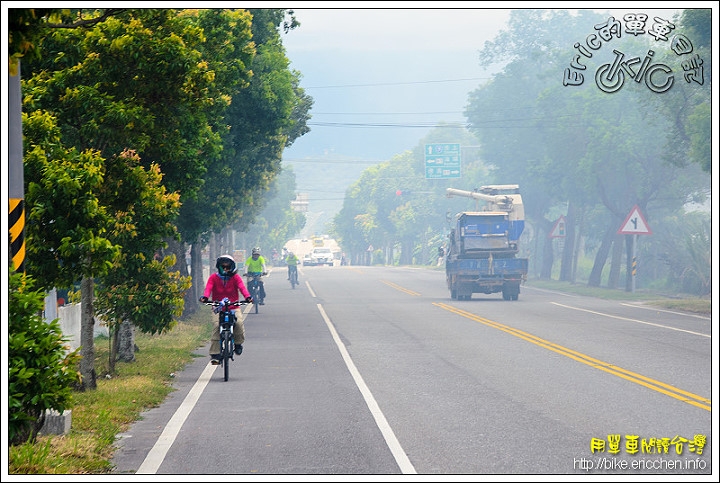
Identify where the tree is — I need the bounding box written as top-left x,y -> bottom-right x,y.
22,9 -> 228,199
9,268 -> 81,445
20,9 -> 225,385
23,111 -> 120,390
658,9 -> 712,174
176,9 -> 312,309
93,150 -> 191,371
465,9 -> 710,291
8,8 -> 127,75
15,7 -> 313,394
240,166 -> 307,252
332,126 -> 484,265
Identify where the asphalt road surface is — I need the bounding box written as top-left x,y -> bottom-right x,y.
111,264 -> 713,477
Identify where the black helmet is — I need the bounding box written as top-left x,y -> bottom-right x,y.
216,255 -> 237,275
251,247 -> 261,256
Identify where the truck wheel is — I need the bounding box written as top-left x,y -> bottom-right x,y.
503,283 -> 520,301
451,288 -> 458,300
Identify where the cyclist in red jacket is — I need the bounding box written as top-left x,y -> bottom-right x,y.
200,255 -> 252,365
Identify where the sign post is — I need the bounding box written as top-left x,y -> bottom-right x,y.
617,205 -> 652,292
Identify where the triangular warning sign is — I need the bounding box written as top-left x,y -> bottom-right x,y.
618,205 -> 652,235
549,215 -> 566,238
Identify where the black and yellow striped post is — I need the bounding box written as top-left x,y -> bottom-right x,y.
9,199 -> 25,273
9,60 -> 25,273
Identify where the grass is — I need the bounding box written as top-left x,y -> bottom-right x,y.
9,275 -> 710,474
8,312 -> 213,475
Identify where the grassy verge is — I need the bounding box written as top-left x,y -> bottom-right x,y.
525,278 -> 711,315
9,312 -> 212,475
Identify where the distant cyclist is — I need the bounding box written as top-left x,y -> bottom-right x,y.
200,255 -> 252,365
244,247 -> 268,304
286,251 -> 300,281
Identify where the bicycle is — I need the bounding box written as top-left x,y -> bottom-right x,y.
202,297 -> 248,381
244,272 -> 265,314
288,264 -> 299,289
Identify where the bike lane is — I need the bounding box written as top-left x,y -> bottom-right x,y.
111,275 -> 405,475
111,341 -> 216,475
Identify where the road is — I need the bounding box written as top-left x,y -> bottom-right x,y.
283,237 -> 341,262
111,265 -> 713,476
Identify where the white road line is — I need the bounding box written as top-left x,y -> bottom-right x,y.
552,302 -> 711,338
306,280 -> 316,297
620,302 -> 711,320
316,303 -> 417,474
136,363 -> 216,474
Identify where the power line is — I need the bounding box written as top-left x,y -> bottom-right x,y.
283,158 -> 381,164
311,110 -> 464,115
303,77 -> 490,89
307,121 -> 469,128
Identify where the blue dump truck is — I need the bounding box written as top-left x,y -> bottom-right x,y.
445,186 -> 529,301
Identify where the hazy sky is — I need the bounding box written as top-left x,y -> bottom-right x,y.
281,7 -> 512,53
274,5 -> 698,229
280,7 -> 513,162
278,6 -> 687,163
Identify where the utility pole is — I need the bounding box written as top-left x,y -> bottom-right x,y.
9,61 -> 25,273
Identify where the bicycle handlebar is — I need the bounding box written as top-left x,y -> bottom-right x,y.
202,300 -> 249,307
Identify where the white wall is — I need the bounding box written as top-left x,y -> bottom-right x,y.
45,290 -> 108,352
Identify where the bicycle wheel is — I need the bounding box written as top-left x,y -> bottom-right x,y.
253,283 -> 259,313
222,332 -> 230,381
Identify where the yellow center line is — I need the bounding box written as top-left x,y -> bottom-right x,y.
433,302 -> 710,411
381,280 -> 421,296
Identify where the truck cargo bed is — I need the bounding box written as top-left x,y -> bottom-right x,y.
446,257 -> 528,300
446,257 -> 528,274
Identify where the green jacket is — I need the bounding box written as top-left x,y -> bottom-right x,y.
245,255 -> 266,274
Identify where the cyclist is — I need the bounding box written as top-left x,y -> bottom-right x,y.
244,247 -> 268,305
286,251 -> 300,281
200,255 -> 252,365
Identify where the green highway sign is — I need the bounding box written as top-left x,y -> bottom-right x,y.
425,143 -> 461,179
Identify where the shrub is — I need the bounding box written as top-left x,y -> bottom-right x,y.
8,268 -> 81,445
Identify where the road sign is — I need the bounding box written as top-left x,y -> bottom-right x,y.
618,205 -> 652,235
549,215 -> 566,238
425,143 -> 461,179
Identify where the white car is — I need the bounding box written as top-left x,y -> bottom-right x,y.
302,253 -> 314,266
309,247 -> 334,266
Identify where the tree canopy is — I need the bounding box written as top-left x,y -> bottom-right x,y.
15,7 -> 312,388
330,8 -> 710,296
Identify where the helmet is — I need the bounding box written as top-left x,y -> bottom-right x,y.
289,252 -> 294,257
251,247 -> 261,256
216,255 -> 237,276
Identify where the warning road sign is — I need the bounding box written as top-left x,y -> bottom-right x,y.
618,205 -> 652,235
549,215 -> 566,238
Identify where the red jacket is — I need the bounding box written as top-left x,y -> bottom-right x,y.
203,273 -> 251,302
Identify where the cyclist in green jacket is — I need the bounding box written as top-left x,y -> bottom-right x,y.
285,251 -> 300,281
244,247 -> 267,304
